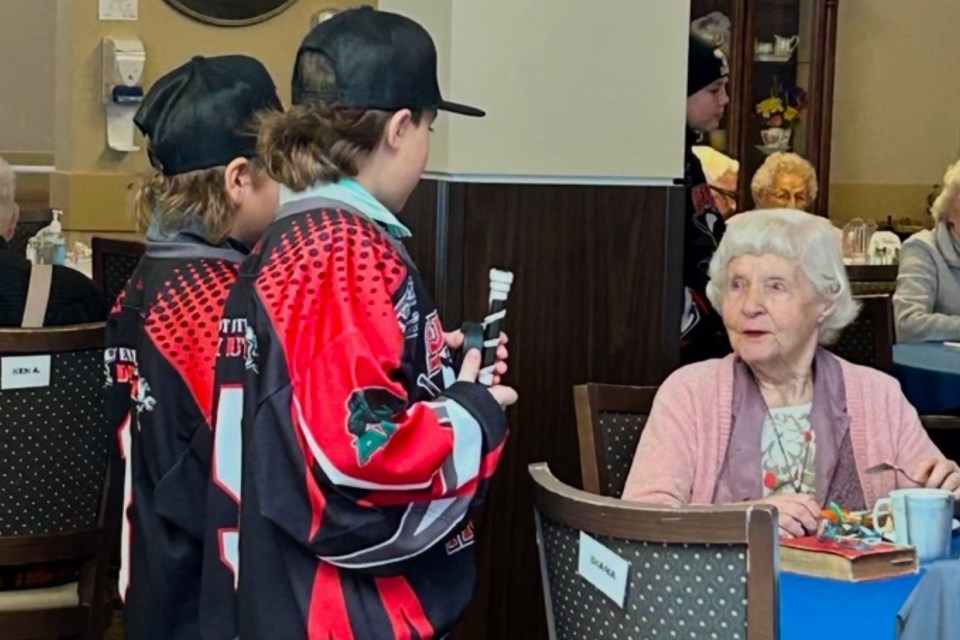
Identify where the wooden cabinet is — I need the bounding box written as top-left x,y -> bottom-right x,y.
692,0 -> 839,215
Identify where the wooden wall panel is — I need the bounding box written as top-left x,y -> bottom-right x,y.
401,179 -> 685,639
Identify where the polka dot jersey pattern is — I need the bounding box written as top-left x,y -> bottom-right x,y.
255,209 -> 408,358
144,259 -> 237,425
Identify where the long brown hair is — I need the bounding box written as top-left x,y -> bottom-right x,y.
133,161 -> 269,244
257,50 -> 420,191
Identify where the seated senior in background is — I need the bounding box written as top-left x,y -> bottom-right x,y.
751,151 -> 817,212
623,209 -> 960,539
893,158 -> 960,342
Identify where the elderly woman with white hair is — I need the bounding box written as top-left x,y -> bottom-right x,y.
624,209 -> 959,538
894,160 -> 960,342
751,151 -> 818,211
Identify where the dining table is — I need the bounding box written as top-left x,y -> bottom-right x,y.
893,343 -> 960,415
781,532 -> 960,639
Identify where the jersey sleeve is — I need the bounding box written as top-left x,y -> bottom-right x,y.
253,237 -> 508,571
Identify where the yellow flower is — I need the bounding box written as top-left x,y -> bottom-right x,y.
784,106 -> 800,122
755,97 -> 784,117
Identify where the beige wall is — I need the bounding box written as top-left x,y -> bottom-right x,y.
829,0 -> 960,224
53,0 -> 357,232
0,0 -> 57,153
382,0 -> 691,182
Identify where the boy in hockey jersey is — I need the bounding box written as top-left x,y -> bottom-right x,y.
202,7 -> 516,639
105,55 -> 281,640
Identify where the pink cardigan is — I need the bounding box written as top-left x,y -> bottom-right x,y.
622,354 -> 941,508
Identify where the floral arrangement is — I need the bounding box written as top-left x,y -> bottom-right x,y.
755,77 -> 807,129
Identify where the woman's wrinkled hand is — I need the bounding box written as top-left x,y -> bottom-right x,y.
750,493 -> 820,539
913,457 -> 960,496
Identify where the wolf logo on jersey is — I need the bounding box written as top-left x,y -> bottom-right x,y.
346,387 -> 407,466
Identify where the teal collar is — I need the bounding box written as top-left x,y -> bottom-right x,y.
278,178 -> 412,239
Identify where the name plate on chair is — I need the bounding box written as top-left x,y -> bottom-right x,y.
577,532 -> 630,607
1,355 -> 51,390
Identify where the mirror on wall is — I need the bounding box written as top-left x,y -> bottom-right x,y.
162,0 -> 299,26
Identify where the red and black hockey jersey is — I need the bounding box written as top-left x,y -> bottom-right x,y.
105,236 -> 246,640
201,196 -> 509,640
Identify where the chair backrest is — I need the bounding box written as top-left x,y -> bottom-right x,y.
574,384 -> 658,498
0,323 -> 117,640
829,294 -> 894,371
850,281 -> 896,296
8,209 -> 52,258
920,415 -> 960,465
91,237 -> 145,309
529,463 -> 778,640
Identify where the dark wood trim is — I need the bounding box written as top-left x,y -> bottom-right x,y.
573,385 -> 601,494
746,504 -> 780,640
815,0 -> 840,216
17,209 -> 52,225
441,182 -> 467,328
530,463 -> 777,544
0,608 -> 87,640
804,0 -> 840,217
0,322 -> 105,353
0,530 -> 100,564
574,383 -> 658,495
728,0 -> 748,163
530,463 -> 778,640
738,0 -> 758,210
846,264 -> 898,282
661,186 -> 685,369
434,180 -> 451,316
920,416 -> 960,430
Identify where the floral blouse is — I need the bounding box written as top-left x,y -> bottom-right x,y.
761,403 -> 816,496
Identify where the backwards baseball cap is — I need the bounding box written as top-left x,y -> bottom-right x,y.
135,55 -> 283,176
687,34 -> 729,97
292,6 -> 484,117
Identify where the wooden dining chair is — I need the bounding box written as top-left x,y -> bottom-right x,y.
530,463 -> 779,640
0,323 -> 119,640
574,383 -> 658,498
8,209 -> 52,257
91,237 -> 145,309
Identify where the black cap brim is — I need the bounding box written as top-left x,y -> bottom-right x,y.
436,101 -> 485,117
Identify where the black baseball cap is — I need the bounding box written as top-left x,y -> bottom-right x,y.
135,55 -> 283,176
687,34 -> 729,97
292,6 -> 484,117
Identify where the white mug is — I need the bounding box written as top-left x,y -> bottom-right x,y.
774,35 -> 800,57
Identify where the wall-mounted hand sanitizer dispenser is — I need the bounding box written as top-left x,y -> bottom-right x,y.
102,37 -> 145,152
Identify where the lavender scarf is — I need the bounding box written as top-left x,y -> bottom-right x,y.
715,348 -> 865,508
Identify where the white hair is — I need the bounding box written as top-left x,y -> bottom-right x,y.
0,157 -> 15,224
931,159 -> 960,225
706,208 -> 860,345
750,152 -> 818,205
691,145 -> 739,184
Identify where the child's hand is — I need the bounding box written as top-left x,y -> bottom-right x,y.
445,330 -> 509,384
458,349 -> 517,409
